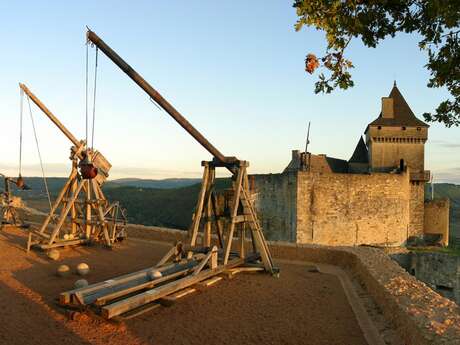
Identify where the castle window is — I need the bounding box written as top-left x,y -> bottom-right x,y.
417,127 -> 421,131
402,126 -> 406,130
377,126 -> 382,130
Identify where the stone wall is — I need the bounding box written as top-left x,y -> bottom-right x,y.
424,198 -> 450,246
253,171 -> 413,246
409,182 -> 425,237
295,171 -> 411,246
252,172 -> 297,241
412,252 -> 460,304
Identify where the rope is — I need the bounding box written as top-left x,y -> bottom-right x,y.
19,89 -> 24,176
91,47 -> 98,150
85,42 -> 89,146
26,96 -> 52,211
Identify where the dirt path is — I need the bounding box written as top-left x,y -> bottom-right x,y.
0,227 -> 367,345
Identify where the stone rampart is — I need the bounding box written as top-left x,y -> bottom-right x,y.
252,172 -> 297,241
424,198 -> 450,246
296,171 -> 411,246
253,171 -> 413,246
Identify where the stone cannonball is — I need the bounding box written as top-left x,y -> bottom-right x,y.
56,265 -> 70,277
47,249 -> 60,261
74,279 -> 88,289
76,263 -> 90,276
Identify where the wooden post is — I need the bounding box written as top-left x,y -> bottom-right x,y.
189,163 -> 210,247
91,179 -> 111,246
223,164 -> 244,265
85,179 -> 92,239
38,168 -> 78,234
48,181 -> 85,244
70,164 -> 78,235
203,167 -> 214,247
210,193 -> 224,248
240,223 -> 245,259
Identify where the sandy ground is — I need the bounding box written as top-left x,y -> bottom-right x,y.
0,226 -> 367,345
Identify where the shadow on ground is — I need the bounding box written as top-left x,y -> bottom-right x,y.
2,226 -> 367,345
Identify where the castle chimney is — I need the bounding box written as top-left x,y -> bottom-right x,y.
292,150 -> 300,159
381,97 -> 394,118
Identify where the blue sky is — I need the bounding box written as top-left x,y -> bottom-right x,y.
0,1 -> 459,183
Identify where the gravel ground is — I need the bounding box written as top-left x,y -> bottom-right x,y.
0,226 -> 367,345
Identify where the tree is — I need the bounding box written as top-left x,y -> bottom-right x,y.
294,1 -> 460,127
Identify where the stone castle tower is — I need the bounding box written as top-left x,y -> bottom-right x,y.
365,83 -> 429,176
256,83 -> 449,246
365,83 -> 430,236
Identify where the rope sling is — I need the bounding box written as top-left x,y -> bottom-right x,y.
20,90 -> 52,211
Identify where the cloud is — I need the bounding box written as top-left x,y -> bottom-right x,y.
433,167 -> 460,184
430,140 -> 460,148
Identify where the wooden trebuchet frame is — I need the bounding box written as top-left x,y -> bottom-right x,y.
58,29 -> 278,320
189,159 -> 274,271
0,175 -> 27,229
19,83 -> 127,251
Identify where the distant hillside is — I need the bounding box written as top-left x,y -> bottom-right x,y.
5,176 -> 230,230
104,185 -> 198,229
425,183 -> 460,203
104,179 -> 231,229
108,178 -> 201,189
425,183 -> 460,245
4,176 -> 201,195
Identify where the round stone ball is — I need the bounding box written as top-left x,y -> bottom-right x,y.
76,263 -> 90,276
147,269 -> 162,280
74,279 -> 88,289
47,249 -> 60,261
56,265 -> 70,277
63,234 -> 70,240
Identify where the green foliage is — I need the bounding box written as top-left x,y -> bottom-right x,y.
104,185 -> 199,229
294,0 -> 460,127
409,246 -> 460,256
103,178 -> 231,229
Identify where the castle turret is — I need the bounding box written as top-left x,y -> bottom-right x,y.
365,83 -> 429,182
366,83 -> 430,237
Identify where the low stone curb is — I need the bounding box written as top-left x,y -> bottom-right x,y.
269,242 -> 460,345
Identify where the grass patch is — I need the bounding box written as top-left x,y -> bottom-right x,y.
408,246 -> 460,256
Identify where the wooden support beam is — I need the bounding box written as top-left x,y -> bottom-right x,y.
101,257 -> 246,319
223,166 -> 244,265
159,287 -> 197,307
48,181 -> 85,244
189,164 -> 209,247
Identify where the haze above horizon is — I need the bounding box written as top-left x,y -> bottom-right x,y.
0,1 -> 459,183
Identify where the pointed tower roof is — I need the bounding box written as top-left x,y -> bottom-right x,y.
367,84 -> 429,129
349,136 -> 369,163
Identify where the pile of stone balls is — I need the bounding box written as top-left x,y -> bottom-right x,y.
48,249 -> 91,288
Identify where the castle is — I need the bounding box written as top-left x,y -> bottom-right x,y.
253,84 -> 450,246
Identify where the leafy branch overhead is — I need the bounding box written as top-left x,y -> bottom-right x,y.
294,0 -> 460,127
